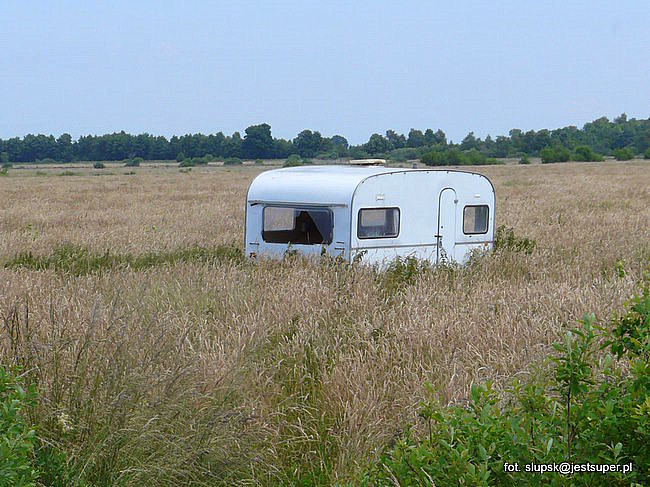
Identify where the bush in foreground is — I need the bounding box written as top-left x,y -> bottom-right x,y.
93,162 -> 105,169
359,283 -> 650,486
0,367 -> 38,486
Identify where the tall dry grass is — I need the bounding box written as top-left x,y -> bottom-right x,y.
0,161 -> 648,484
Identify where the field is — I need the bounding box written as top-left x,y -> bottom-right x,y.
1,161 -> 649,485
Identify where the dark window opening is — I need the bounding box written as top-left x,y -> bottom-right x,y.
358,208 -> 400,239
262,206 -> 333,245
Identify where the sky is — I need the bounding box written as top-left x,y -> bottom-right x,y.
1,1 -> 649,144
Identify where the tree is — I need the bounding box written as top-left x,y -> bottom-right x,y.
385,130 -> 406,149
242,123 -> 274,159
293,130 -> 324,158
460,132 -> 480,151
330,135 -> 348,150
364,134 -> 391,155
407,129 -> 425,148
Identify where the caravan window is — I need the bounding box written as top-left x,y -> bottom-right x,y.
262,206 -> 333,244
463,205 -> 489,234
358,208 -> 400,239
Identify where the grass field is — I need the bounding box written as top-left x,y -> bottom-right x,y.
1,160 -> 648,485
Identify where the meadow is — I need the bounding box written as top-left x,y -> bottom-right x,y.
1,160 -> 648,485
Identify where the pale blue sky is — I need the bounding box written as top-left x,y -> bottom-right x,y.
1,1 -> 648,144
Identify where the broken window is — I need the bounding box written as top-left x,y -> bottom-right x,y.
262,206 -> 333,244
357,208 -> 400,239
463,205 -> 489,234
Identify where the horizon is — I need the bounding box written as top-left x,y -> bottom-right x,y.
0,111 -> 646,146
2,1 -> 649,144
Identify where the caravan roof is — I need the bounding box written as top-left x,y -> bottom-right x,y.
247,165 -> 409,206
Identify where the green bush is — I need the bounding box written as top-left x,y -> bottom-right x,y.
644,148 -> 650,159
388,147 -> 421,162
540,146 -> 572,163
93,162 -> 105,169
0,366 -> 38,486
359,284 -> 650,486
283,154 -> 305,167
179,158 -> 194,167
613,147 -> 635,161
494,225 -> 536,254
224,157 -> 242,166
254,159 -> 264,165
573,145 -> 603,162
420,149 -> 501,166
0,167 -> 8,177
124,157 -> 142,167
519,154 -> 531,164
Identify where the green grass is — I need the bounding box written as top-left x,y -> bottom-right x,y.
4,244 -> 246,275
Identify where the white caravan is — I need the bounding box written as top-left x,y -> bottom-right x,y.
245,165 -> 495,266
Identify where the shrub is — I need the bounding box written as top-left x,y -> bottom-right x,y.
224,157 -> 242,166
644,148 -> 650,159
494,225 -> 536,254
283,154 -> 304,167
124,157 -> 141,167
93,162 -> 105,169
315,151 -> 339,160
380,256 -> 431,296
179,158 -> 194,167
519,154 -> 530,164
540,146 -> 572,163
0,167 -> 8,177
359,284 -> 650,486
421,149 -> 502,166
572,145 -> 603,162
613,147 -> 635,161
254,159 -> 264,165
0,366 -> 38,486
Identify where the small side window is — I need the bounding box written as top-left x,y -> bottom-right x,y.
463,205 -> 489,235
358,208 -> 400,239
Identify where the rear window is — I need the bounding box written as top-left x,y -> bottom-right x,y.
463,205 -> 489,234
262,206 -> 333,244
358,208 -> 400,239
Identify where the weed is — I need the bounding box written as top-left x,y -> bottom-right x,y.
494,225 -> 536,254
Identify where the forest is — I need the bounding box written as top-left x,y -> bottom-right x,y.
0,114 -> 648,164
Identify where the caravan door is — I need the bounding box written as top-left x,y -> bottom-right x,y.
436,188 -> 457,263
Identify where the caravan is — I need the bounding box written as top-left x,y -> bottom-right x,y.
245,164 -> 495,266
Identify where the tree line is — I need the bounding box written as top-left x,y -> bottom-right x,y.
0,114 -> 647,164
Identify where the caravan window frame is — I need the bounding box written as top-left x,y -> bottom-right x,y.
261,205 -> 334,245
357,207 -> 401,239
462,205 -> 489,235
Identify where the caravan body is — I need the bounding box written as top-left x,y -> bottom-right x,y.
245,165 -> 495,266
